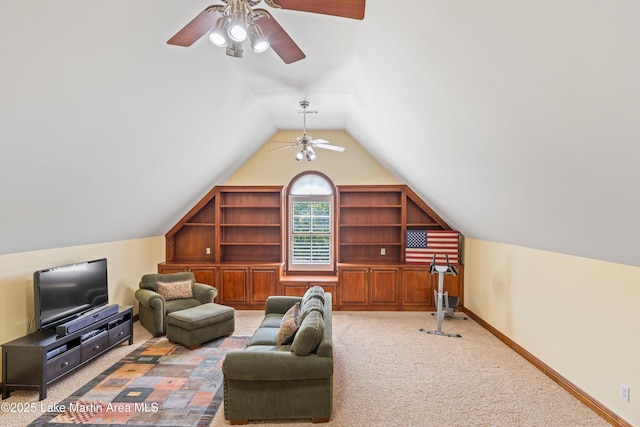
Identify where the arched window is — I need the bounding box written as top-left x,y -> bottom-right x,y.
287,172 -> 335,272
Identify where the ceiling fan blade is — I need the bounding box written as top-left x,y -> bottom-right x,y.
315,143 -> 346,152
255,9 -> 305,64
269,143 -> 299,152
270,0 -> 366,20
167,6 -> 223,47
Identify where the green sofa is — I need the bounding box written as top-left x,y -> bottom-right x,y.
223,287 -> 333,424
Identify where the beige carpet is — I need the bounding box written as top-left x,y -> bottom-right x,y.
3,311 -> 607,426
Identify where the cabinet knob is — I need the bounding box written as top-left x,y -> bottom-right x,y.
94,345 -> 100,350
118,331 -> 124,336
62,361 -> 68,367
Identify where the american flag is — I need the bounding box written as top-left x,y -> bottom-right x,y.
405,230 -> 459,265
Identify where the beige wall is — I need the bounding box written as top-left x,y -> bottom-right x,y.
0,236 -> 165,367
464,238 -> 640,425
224,130 -> 401,186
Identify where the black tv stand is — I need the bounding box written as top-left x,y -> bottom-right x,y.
2,306 -> 133,400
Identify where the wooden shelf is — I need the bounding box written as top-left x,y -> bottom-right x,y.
340,224 -> 402,227
220,224 -> 281,227
340,242 -> 402,246
220,243 -> 280,248
336,185 -> 457,265
340,205 -> 402,208
164,186 -> 284,264
220,205 -> 281,208
337,187 -> 405,264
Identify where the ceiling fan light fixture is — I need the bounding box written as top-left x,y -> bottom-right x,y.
305,147 -> 316,161
208,17 -> 229,47
295,150 -> 304,161
228,22 -> 247,42
227,0 -> 248,42
249,24 -> 269,53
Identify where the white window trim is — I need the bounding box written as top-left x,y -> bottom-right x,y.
287,194 -> 335,272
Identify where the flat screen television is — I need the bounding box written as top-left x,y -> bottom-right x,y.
34,258 -> 109,331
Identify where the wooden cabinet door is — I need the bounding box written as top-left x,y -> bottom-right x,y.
443,265 -> 463,303
339,268 -> 368,305
281,282 -> 338,306
282,284 -> 308,297
219,268 -> 248,304
401,267 -> 432,306
250,267 -> 278,305
190,268 -> 215,287
157,265 -> 215,287
370,268 -> 399,305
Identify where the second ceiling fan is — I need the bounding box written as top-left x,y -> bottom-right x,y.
167,0 -> 366,64
270,100 -> 346,161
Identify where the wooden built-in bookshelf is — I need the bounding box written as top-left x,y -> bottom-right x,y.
160,184 -> 462,311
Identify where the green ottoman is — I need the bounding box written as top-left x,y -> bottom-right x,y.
166,303 -> 235,349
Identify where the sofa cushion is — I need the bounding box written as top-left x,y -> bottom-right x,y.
291,310 -> 324,356
166,302 -> 235,330
157,280 -> 193,301
302,286 -> 325,305
165,298 -> 202,314
276,302 -> 300,345
248,326 -> 280,346
260,313 -> 285,328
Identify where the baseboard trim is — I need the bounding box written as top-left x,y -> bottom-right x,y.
461,307 -> 631,427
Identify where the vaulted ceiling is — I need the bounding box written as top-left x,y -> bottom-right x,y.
1,1 -> 638,267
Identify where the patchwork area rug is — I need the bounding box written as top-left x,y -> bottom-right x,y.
29,335 -> 248,427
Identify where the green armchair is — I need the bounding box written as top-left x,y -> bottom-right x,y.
135,272 -> 217,336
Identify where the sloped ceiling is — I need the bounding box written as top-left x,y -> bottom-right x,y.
0,1 -> 638,267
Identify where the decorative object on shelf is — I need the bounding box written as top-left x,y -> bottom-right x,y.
167,0 -> 366,64
405,230 -> 459,265
269,101 -> 345,161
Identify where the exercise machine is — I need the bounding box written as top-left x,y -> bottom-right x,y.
420,255 -> 462,338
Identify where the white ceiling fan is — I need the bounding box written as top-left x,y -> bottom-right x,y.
270,101 -> 346,161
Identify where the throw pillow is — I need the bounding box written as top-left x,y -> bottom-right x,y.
291,310 -> 324,356
300,297 -> 324,323
156,280 -> 193,301
276,302 -> 301,345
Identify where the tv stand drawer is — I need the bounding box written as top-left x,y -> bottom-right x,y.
109,320 -> 131,345
80,332 -> 109,361
46,347 -> 80,382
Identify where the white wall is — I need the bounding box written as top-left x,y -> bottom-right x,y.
0,237 -> 165,364
464,238 -> 640,425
